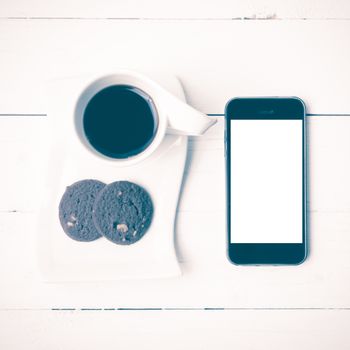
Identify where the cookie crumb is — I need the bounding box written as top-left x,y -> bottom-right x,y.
117,223 -> 128,233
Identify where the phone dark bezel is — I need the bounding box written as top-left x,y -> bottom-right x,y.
225,97 -> 307,265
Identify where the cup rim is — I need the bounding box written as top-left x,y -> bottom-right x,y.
74,73 -> 168,166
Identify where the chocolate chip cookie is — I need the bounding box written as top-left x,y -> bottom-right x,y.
93,181 -> 153,245
59,179 -> 106,242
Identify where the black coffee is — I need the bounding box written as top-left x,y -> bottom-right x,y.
83,85 -> 158,159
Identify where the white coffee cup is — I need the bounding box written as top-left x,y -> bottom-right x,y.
74,70 -> 216,166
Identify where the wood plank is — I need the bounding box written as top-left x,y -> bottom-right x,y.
0,20 -> 350,114
0,210 -> 349,308
1,116 -> 350,213
1,18 -> 349,311
1,0 -> 350,19
1,310 -> 350,349
0,117 -> 48,212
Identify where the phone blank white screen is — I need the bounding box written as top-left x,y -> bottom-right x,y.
230,119 -> 303,243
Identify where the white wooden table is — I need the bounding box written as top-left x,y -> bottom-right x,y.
1,1 -> 350,348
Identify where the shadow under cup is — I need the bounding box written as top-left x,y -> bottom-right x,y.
77,84 -> 159,159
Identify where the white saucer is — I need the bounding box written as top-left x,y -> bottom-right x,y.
38,71 -> 187,281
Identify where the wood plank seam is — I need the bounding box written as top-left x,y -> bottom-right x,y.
1,114 -> 350,117
2,17 -> 350,20
58,307 -> 350,310
0,307 -> 349,311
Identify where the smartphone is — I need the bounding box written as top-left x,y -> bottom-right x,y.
225,97 -> 307,265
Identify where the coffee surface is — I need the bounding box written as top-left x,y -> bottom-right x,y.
83,85 -> 157,158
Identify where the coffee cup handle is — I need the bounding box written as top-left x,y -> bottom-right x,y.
164,93 -> 217,136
